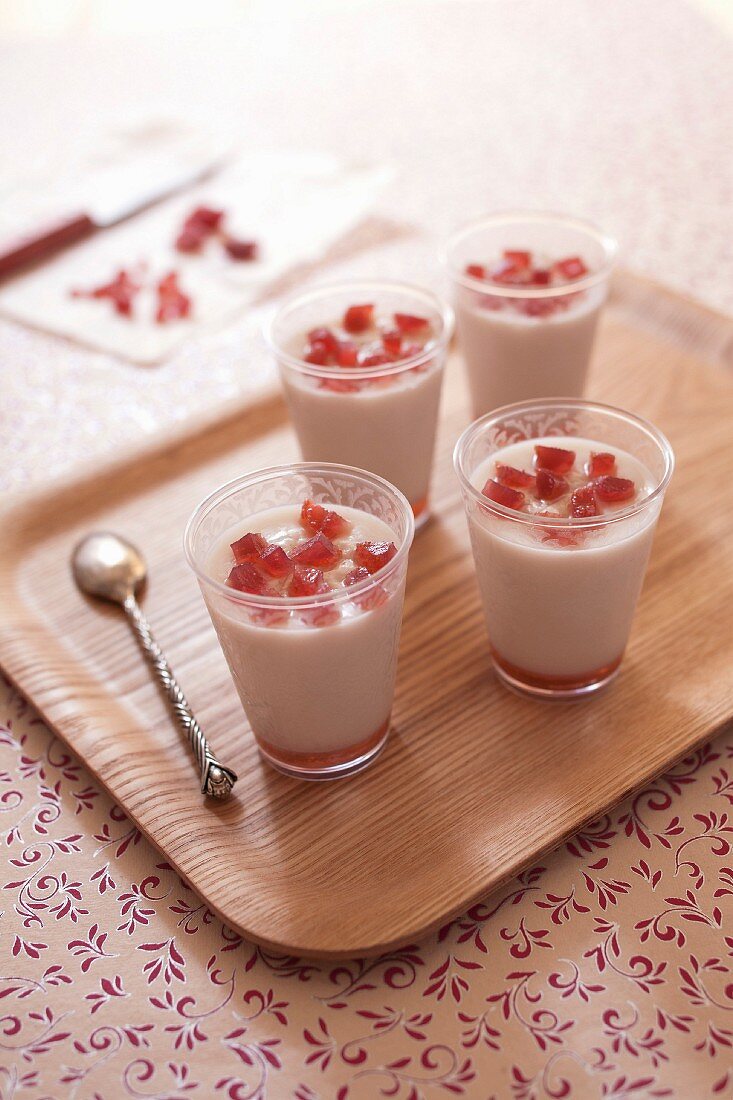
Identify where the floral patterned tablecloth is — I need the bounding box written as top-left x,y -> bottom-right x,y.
3,2 -> 733,1097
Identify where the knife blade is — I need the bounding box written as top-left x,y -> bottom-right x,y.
0,149 -> 226,281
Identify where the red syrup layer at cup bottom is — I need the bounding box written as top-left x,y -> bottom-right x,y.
255,717 -> 390,771
411,496 -> 428,521
490,649 -> 623,693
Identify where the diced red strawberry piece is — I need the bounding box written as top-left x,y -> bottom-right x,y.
318,377 -> 361,393
300,499 -> 352,539
175,226 -> 207,253
186,206 -> 225,232
230,531 -> 267,564
465,264 -> 486,280
343,303 -> 374,334
489,258 -> 531,285
336,340 -> 359,367
299,601 -> 341,628
344,566 -> 388,610
320,510 -> 352,540
535,468 -> 569,502
71,268 -> 141,317
287,566 -> 329,598
553,256 -> 588,281
569,484 -> 600,518
308,327 -> 340,357
382,329 -> 402,357
587,451 -> 617,478
594,476 -> 636,503
359,352 -> 393,368
534,445 -> 576,474
394,312 -> 430,334
249,605 -> 290,627
258,544 -> 292,578
226,562 -> 272,594
290,532 -> 341,569
530,268 -> 551,286
224,237 -> 258,261
519,298 -> 560,318
304,340 -> 330,366
354,540 -> 398,575
301,498 -> 326,531
481,479 -> 525,510
156,271 -> 191,324
344,565 -> 370,586
535,513 -> 583,548
503,250 -> 531,269
495,464 -> 534,489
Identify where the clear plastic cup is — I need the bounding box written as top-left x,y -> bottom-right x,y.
184,462 -> 414,779
264,280 -> 454,529
454,399 -> 674,700
443,212 -> 618,419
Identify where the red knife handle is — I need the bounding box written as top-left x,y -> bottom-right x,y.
0,213 -> 96,280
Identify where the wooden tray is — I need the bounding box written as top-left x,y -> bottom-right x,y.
2,273 -> 733,959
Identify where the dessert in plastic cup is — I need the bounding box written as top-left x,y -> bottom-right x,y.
265,281 -> 454,530
443,212 -> 617,419
184,463 -> 415,779
454,400 -> 673,699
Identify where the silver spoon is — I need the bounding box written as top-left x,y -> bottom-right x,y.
71,532 -> 237,801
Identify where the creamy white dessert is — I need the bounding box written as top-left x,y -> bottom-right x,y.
454,251 -> 606,418
202,501 -> 406,773
466,436 -> 660,689
277,305 -> 446,522
456,285 -> 605,417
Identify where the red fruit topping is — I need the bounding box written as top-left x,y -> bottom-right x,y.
503,250 -> 531,269
343,303 -> 375,334
71,268 -> 140,317
224,237 -> 258,261
535,468 -> 569,502
553,256 -> 588,281
344,566 -> 388,610
587,451 -> 617,478
186,206 -> 225,232
394,312 -> 430,334
301,498 -> 326,531
305,341 -> 331,366
534,445 -> 575,474
175,226 -> 207,253
300,602 -> 341,628
290,532 -> 341,569
287,566 -> 329,598
308,327 -> 340,357
354,540 -> 398,575
249,606 -> 290,627
594,476 -> 636,503
359,352 -> 392,368
382,329 -> 402,357
300,499 -> 352,539
489,256 -> 531,285
318,377 -> 361,393
520,298 -> 560,318
530,268 -> 552,286
481,479 -> 525,510
344,566 -> 370,587
495,464 -> 534,489
230,531 -> 267,564
336,340 -> 359,367
569,484 -> 600,518
226,562 -> 272,595
258,544 -> 292,578
156,271 -> 191,324
535,513 -> 583,548
465,264 -> 486,280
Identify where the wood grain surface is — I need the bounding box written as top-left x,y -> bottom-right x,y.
1,273 -> 732,958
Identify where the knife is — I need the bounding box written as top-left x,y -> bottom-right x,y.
0,148 -> 226,281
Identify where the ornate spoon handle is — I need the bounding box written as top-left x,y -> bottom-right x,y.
123,595 -> 237,800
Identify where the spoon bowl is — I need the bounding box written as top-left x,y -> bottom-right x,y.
72,531 -> 147,605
